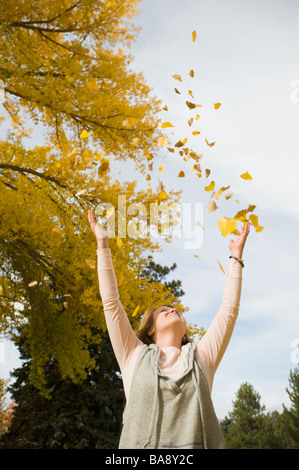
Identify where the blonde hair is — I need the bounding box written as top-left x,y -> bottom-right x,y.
135,304 -> 191,346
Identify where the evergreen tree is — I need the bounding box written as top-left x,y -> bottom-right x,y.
222,382 -> 279,449
275,367 -> 299,449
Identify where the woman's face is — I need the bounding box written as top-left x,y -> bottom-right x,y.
148,305 -> 187,340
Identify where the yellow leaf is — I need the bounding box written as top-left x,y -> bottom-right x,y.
158,189 -> 168,200
80,130 -> 91,139
188,118 -> 193,126
98,159 -> 110,174
189,69 -> 194,77
162,105 -> 168,111
161,122 -> 175,128
85,259 -> 96,269
178,170 -> 185,177
132,305 -> 141,317
217,260 -> 225,274
186,101 -> 196,110
188,90 -> 194,99
157,136 -> 168,147
205,169 -> 211,178
208,200 -> 218,213
255,226 -> 264,232
172,74 -> 182,81
52,227 -> 62,234
218,217 -> 237,238
240,171 -> 252,180
195,114 -> 200,120
249,214 -> 259,227
117,273 -> 124,286
116,238 -> 124,248
192,131 -> 200,136
174,88 -> 181,94
214,103 -> 221,109
194,255 -> 200,259
158,164 -> 165,173
192,30 -> 197,42
205,138 -> 215,147
204,181 -> 215,191
0,285 -> 3,295
28,281 -> 38,287
225,192 -> 233,200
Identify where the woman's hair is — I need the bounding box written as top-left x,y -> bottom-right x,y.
135,304 -> 192,346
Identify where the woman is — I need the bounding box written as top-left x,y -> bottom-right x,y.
88,209 -> 250,449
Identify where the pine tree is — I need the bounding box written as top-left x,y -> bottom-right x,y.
222,382 -> 279,449
275,367 -> 299,449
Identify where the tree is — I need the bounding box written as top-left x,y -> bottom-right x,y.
222,382 -> 279,449
0,0 -> 162,167
274,367 -> 299,449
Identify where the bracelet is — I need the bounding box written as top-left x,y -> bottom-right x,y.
229,255 -> 244,268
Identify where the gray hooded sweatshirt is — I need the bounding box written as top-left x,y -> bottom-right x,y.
118,342 -> 226,449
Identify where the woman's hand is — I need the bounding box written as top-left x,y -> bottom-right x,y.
229,221 -> 250,259
88,209 -> 109,249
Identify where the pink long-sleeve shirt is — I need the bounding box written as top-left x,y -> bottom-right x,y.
97,248 -> 243,399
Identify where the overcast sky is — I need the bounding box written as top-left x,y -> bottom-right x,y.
1,0 -> 299,420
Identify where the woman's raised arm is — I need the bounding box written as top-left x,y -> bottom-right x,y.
88,210 -> 142,374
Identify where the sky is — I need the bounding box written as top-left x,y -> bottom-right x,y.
1,0 -> 299,420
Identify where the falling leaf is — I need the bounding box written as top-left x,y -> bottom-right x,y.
218,217 -> 237,238
85,259 -> 96,269
208,200 -> 218,213
255,226 -> 264,232
157,136 -> 168,147
80,130 -> 91,139
193,163 -> 201,172
172,74 -> 182,81
28,281 -> 38,287
214,103 -> 221,109
167,147 -> 175,153
195,114 -> 200,120
189,69 -> 195,77
174,88 -> 181,94
175,140 -> 185,148
52,227 -> 62,234
240,171 -> 253,180
205,138 -> 215,147
225,192 -> 233,200
148,162 -> 153,171
249,214 -> 259,227
161,122 -> 175,128
117,273 -> 124,286
196,221 -> 205,229
217,260 -> 225,274
186,101 -> 196,110
188,118 -> 194,127
188,90 -> 195,99
132,305 -> 141,317
98,160 -> 110,174
116,238 -> 124,248
178,170 -> 185,177
162,105 -> 168,111
204,181 -> 215,191
192,131 -> 200,136
205,169 -> 211,178
192,30 -> 197,42
194,255 -> 200,259
158,164 -> 165,173
158,189 -> 168,200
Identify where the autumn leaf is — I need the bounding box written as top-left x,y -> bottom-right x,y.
218,217 -> 237,238
205,169 -> 211,178
122,117 -> 136,128
255,226 -> 264,232
217,260 -> 225,274
162,105 -> 168,111
240,171 -> 252,180
116,238 -> 124,248
204,181 -> 215,191
158,164 -> 165,173
186,101 -> 196,110
214,103 -> 221,109
172,74 -> 182,81
194,255 -> 200,259
174,88 -> 181,94
157,136 -> 168,147
158,189 -> 168,200
188,90 -> 195,99
189,70 -> 195,77
161,122 -> 175,128
85,259 -> 96,269
132,305 -> 141,317
178,171 -> 185,177
80,130 -> 91,139
28,281 -> 38,287
192,30 -> 197,42
208,200 -> 218,213
192,131 -> 200,136
205,138 -> 215,147
98,159 -> 110,174
249,214 -> 259,227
